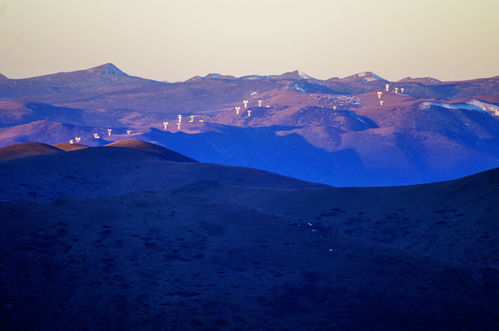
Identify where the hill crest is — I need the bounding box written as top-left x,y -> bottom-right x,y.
0,142 -> 63,161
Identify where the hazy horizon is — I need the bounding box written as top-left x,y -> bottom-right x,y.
1,0 -> 498,82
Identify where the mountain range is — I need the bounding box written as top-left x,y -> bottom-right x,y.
0,63 -> 498,186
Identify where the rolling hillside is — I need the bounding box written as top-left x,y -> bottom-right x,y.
0,140 -> 497,330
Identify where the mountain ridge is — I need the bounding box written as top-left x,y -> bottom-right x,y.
0,64 -> 497,186
3,63 -> 497,83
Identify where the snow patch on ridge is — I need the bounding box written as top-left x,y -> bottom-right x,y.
239,75 -> 270,80
350,112 -> 367,124
420,100 -> 499,117
294,83 -> 306,93
468,99 -> 499,116
344,72 -> 386,82
297,70 -> 313,80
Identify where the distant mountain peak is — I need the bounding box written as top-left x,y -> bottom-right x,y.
204,73 -> 236,80
343,71 -> 386,82
398,76 -> 441,84
184,73 -> 236,82
275,70 -> 315,80
205,73 -> 223,79
85,63 -> 128,76
239,74 -> 271,80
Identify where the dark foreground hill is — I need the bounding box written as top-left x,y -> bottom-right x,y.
0,140 -> 321,201
0,141 -> 498,330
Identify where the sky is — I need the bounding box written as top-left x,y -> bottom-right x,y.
0,0 -> 498,82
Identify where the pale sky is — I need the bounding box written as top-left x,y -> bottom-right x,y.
0,0 -> 498,82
